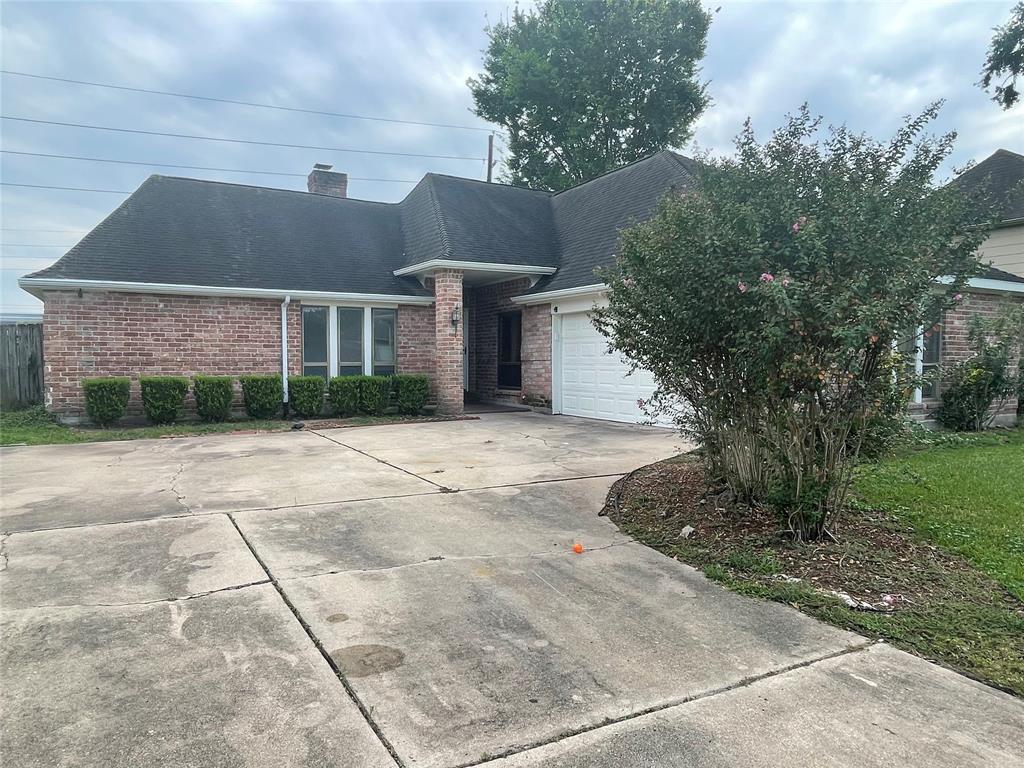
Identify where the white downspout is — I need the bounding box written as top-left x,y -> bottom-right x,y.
281,295 -> 291,406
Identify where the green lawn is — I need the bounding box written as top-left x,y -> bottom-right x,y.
0,406 -> 291,446
855,429 -> 1024,600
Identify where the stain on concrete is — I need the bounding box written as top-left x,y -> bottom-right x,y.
331,644 -> 405,677
325,613 -> 349,623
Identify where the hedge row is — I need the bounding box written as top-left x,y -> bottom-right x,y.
80,373 -> 431,426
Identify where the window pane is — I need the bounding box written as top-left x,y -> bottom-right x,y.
373,365 -> 395,377
302,306 -> 328,366
338,307 -> 363,369
922,326 -> 941,365
303,365 -> 328,380
372,309 -> 396,366
339,365 -> 362,376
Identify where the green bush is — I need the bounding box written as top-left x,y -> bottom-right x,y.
82,377 -> 131,426
359,375 -> 392,415
288,375 -> 325,418
193,376 -> 235,422
328,376 -> 361,417
240,375 -> 283,419
394,374 -> 430,415
139,376 -> 190,424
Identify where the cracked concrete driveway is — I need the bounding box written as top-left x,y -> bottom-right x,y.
1,412 -> 1021,768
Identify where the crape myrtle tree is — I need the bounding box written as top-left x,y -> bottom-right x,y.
593,105 -> 994,541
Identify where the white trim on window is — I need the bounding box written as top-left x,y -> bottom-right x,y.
18,276 -> 435,305
302,301 -> 398,378
912,325 -> 925,405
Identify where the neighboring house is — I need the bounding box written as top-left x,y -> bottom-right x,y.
19,150 -> 1024,425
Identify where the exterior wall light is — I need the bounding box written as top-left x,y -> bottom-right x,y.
451,303 -> 462,329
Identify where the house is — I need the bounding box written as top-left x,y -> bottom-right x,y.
19,150 -> 1024,425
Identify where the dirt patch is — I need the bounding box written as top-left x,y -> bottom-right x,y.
603,456 -> 1024,696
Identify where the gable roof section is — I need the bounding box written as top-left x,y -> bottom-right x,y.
951,148 -> 1024,225
28,176 -> 430,298
533,151 -> 698,293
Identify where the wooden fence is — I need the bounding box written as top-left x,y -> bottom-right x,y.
1,323 -> 43,410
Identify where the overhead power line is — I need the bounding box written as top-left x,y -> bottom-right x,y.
1,116 -> 487,162
1,69 -> 494,133
1,228 -> 86,233
0,150 -> 418,183
2,182 -> 130,194
0,243 -> 74,247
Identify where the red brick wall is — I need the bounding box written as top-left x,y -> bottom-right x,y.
432,269 -> 464,414
465,278 -> 552,404
42,290 -> 302,419
931,289 -> 1023,421
397,304 -> 436,383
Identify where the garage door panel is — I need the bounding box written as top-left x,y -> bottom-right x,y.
559,311 -> 666,425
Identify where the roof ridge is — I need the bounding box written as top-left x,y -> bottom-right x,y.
424,171 -> 552,197
424,176 -> 453,258
552,150 -> 688,198
148,174 -> 393,206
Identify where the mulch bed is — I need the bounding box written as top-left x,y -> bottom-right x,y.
603,457 -> 1023,616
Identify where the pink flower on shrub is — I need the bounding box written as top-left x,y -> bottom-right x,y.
953,292 -> 963,302
781,277 -> 791,287
791,215 -> 808,233
760,272 -> 774,282
738,281 -> 748,293
623,277 -> 635,288
637,398 -> 646,408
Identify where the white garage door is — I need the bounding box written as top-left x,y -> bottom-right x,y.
558,311 -> 661,424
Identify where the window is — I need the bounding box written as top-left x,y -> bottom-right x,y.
302,306 -> 328,379
372,308 -> 396,376
497,311 -> 522,389
898,322 -> 942,401
337,307 -> 363,376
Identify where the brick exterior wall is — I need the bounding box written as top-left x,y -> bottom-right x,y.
465,278 -> 552,404
396,304 -> 436,383
42,290 -> 302,419
432,269 -> 464,414
916,289 -> 1023,423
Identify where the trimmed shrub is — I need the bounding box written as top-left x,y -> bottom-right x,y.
288,375 -> 325,418
140,376 -> 190,424
82,377 -> 131,426
328,376 -> 361,417
240,374 -> 283,419
193,375 -> 235,422
359,375 -> 392,416
394,374 -> 430,415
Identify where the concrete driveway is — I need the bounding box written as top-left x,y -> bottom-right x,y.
1,412 -> 1021,768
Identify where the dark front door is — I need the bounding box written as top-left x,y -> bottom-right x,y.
497,311 -> 522,390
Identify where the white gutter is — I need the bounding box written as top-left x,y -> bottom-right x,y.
510,283 -> 607,305
393,259 -> 557,277
17,277 -> 435,305
936,275 -> 1024,295
280,295 -> 291,405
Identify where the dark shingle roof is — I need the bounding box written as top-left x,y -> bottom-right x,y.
26,150 -> 694,296
951,149 -> 1024,224
983,265 -> 1024,284
533,151 -> 698,293
29,176 -> 429,297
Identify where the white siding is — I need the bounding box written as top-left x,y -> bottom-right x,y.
977,224 -> 1024,278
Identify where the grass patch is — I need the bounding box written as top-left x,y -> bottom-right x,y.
856,428 -> 1024,599
607,440 -> 1024,697
0,406 -> 291,446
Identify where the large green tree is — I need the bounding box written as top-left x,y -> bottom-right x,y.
468,0 -> 710,191
980,2 -> 1024,109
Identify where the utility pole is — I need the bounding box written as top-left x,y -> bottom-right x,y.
485,134 -> 493,183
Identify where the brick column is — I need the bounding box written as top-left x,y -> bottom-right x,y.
433,269 -> 464,414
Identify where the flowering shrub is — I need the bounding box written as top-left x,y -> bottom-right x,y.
594,105 -> 994,540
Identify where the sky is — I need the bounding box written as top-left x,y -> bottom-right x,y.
2,0 -> 1022,316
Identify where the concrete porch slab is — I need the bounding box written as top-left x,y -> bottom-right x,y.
477,643 -> 1024,768
0,514 -> 267,609
234,477 -> 624,579
279,544 -> 864,768
317,412 -> 685,490
0,585 -> 397,768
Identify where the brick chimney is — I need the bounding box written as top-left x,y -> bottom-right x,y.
307,163 -> 348,197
